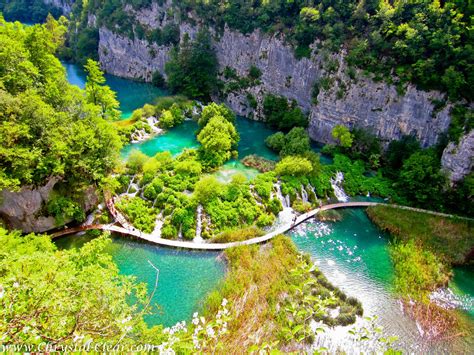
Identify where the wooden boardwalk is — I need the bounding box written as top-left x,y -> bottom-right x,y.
51,202 -> 378,250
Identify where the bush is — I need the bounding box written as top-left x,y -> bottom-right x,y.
275,156 -> 313,177
263,95 -> 308,130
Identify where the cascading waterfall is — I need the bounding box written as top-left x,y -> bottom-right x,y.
285,194 -> 291,208
194,204 -> 204,243
301,185 -> 309,204
330,172 -> 349,202
274,182 -> 287,208
308,184 -> 318,202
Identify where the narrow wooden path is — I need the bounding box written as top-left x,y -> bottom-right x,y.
51,202 -> 378,250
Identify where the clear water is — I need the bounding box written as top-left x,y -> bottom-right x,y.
121,120 -> 200,159
63,62 -> 167,119
289,208 -> 473,352
54,234 -> 224,327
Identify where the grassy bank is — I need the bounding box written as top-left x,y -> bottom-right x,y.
367,205 -> 474,339
203,235 -> 362,352
367,205 -> 473,265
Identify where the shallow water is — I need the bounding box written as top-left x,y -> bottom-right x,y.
289,208 -> 473,352
55,234 -> 225,327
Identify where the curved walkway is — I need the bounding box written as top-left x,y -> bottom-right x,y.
50,201 -> 472,250
51,202 -> 378,250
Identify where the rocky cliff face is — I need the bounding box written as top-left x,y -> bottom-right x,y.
44,0 -> 74,14
95,2 -> 469,177
0,177 -> 98,233
441,130 -> 474,183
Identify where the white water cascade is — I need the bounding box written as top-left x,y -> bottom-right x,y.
274,182 -> 287,207
194,204 -> 204,243
330,172 -> 349,202
301,185 -> 309,204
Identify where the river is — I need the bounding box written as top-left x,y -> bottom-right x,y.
59,62 -> 473,351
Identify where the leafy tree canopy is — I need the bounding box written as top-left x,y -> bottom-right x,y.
0,18 -> 121,192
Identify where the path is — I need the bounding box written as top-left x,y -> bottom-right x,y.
51,202 -> 377,250
51,201 -> 472,250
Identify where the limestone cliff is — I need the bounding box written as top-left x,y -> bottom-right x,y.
93,1 -> 469,177
0,178 -> 98,233
44,0 -> 74,14
441,130 -> 474,183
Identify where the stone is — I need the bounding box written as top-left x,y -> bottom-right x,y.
441,130 -> 474,183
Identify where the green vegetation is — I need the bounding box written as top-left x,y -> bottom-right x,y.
165,29 -> 218,100
0,0 -> 63,23
172,1 -> 473,101
0,19 -> 120,212
197,104 -> 239,169
367,205 -> 473,266
204,236 -> 363,350
367,205 -> 473,338
0,228 -> 154,345
116,196 -> 157,233
220,65 -> 262,97
266,127 -> 311,157
263,94 -> 308,130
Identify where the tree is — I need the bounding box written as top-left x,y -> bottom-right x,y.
263,95 -> 308,130
194,176 -> 224,204
165,29 -> 218,100
198,102 -> 235,130
0,20 -> 121,193
383,135 -> 421,178
275,156 -> 313,177
197,115 -> 239,168
398,150 -> 446,208
280,127 -> 311,157
332,125 -> 353,148
265,132 -> 286,152
84,59 -> 120,120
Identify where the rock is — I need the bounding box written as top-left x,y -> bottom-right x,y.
441,130 -> 474,183
99,27 -> 171,82
0,177 -> 98,233
43,0 -> 74,14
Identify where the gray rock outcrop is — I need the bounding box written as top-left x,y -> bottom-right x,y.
44,0 -> 75,14
0,177 -> 98,233
441,130 -> 474,183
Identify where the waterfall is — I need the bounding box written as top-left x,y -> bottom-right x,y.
330,172 -> 349,202
126,176 -> 135,194
274,182 -> 287,208
301,185 -> 309,204
285,194 -> 291,208
194,205 -> 204,243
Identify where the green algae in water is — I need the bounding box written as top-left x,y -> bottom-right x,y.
63,62 -> 167,119
55,234 -> 225,327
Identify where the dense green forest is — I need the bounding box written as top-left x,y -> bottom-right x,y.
0,17 -> 121,222
0,0 -> 63,23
